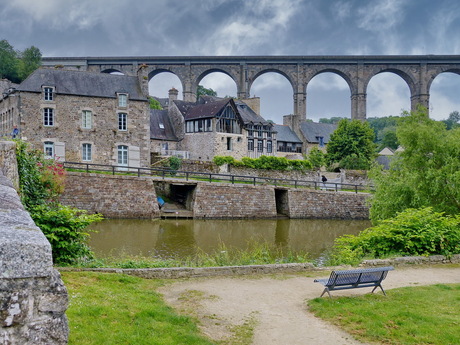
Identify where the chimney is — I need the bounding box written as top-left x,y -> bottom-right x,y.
168,87 -> 178,105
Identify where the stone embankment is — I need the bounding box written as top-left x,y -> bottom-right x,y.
0,141 -> 68,345
60,254 -> 460,280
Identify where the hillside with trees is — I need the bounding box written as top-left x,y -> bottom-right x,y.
0,39 -> 42,83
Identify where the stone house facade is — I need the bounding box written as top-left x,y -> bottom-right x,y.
152,91 -> 277,161
0,68 -> 151,167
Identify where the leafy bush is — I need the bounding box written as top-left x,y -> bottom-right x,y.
168,155 -> 182,173
31,204 -> 103,265
326,207 -> 460,266
15,139 -> 102,265
308,147 -> 325,169
214,155 -> 313,171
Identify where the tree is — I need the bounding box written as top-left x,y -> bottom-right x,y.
319,117 -> 345,124
197,85 -> 217,98
442,110 -> 460,130
0,39 -> 19,82
308,147 -> 325,169
149,96 -> 163,110
325,119 -> 376,170
18,46 -> 42,81
0,40 -> 42,83
369,106 -> 460,222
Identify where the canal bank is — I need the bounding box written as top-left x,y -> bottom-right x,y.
60,171 -> 371,220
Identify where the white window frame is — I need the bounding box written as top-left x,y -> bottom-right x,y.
43,87 -> 54,101
117,145 -> 128,166
118,94 -> 128,108
82,143 -> 92,161
81,110 -> 92,129
44,141 -> 54,159
43,108 -> 54,126
118,113 -> 127,131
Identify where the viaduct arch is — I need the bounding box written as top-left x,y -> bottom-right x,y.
43,55 -> 460,120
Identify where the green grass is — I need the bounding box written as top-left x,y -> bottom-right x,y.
308,284 -> 460,345
62,272 -> 215,345
73,241 -> 311,269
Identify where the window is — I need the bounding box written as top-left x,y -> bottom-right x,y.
248,139 -> 254,151
43,108 -> 54,126
226,137 -> 232,151
81,110 -> 92,129
216,106 -> 241,134
43,87 -> 53,101
267,140 -> 273,153
117,145 -> 128,166
185,119 -> 213,133
316,136 -> 325,147
118,94 -> 128,107
44,141 -> 54,158
118,113 -> 127,131
82,143 -> 92,161
257,140 -> 263,152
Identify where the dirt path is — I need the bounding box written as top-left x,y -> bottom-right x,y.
159,265 -> 460,345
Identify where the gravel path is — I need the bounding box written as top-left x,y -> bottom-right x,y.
159,265 -> 460,345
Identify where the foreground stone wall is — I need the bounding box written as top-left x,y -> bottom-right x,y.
193,183 -> 277,219
287,189 -> 370,219
0,141 -> 19,190
60,171 -> 160,218
0,146 -> 68,344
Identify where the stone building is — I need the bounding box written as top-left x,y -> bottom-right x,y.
0,68 -> 151,167
161,93 -> 277,161
299,122 -> 337,154
273,124 -> 303,157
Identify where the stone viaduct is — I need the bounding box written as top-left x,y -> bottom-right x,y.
42,55 -> 460,120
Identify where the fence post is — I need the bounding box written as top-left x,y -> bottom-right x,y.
231,175 -> 234,184
253,177 -> 256,186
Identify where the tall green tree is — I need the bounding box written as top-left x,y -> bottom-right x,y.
442,110 -> 460,130
325,119 -> 376,170
18,45 -> 42,81
0,40 -> 42,83
0,39 -> 19,82
197,85 -> 217,98
369,106 -> 460,222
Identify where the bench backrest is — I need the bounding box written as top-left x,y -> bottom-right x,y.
326,266 -> 394,287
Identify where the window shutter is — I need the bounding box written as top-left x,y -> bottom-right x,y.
54,142 -> 66,161
128,146 -> 140,167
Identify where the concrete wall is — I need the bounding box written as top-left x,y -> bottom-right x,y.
0,141 -> 68,344
60,171 -> 160,218
0,141 -> 19,190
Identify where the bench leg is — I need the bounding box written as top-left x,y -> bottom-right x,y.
320,288 -> 332,298
371,284 -> 387,296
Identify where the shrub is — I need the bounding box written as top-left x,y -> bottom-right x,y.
308,147 -> 325,169
326,207 -> 460,266
215,155 -> 313,171
31,204 -> 103,265
168,156 -> 182,173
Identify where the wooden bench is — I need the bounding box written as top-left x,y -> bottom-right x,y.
314,266 -> 394,297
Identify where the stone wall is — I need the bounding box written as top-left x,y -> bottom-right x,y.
287,189 -> 370,219
193,183 -> 277,219
0,143 -> 68,344
60,171 -> 160,218
0,141 -> 19,190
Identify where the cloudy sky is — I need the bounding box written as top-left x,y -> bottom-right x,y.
1,0 -> 460,123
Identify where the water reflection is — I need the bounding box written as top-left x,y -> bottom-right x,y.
87,218 -> 371,260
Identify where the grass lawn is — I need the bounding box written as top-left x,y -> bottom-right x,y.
308,284 -> 460,345
62,272 -> 215,345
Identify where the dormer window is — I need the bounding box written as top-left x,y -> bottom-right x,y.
159,122 -> 165,129
43,87 -> 54,101
118,93 -> 128,107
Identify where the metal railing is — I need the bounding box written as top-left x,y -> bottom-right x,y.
63,161 -> 373,193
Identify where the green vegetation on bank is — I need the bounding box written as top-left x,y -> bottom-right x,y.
15,140 -> 102,265
213,155 -> 313,171
308,283 -> 460,345
0,39 -> 42,83
62,272 -> 215,345
325,207 -> 460,266
74,241 -> 311,269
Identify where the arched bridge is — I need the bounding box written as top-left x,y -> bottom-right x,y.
42,55 -> 460,120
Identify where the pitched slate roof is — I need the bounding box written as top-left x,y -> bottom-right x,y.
150,109 -> 178,141
273,124 -> 302,143
18,68 -> 147,101
234,100 -> 270,125
183,98 -> 233,120
300,122 -> 337,144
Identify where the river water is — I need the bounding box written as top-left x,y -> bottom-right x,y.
87,218 -> 371,261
